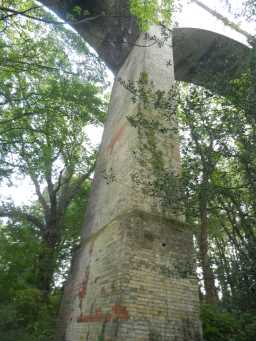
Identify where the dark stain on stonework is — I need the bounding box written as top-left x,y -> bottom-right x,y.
149,330 -> 162,340
144,231 -> 154,242
174,258 -> 194,278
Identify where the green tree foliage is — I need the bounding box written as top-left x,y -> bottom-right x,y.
0,1 -> 106,339
201,304 -> 256,341
175,0 -> 256,325
130,0 -> 175,30
177,82 -> 256,338
0,221 -> 60,341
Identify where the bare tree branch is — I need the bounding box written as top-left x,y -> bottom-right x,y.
57,164 -> 95,215
0,5 -> 41,20
0,60 -> 76,75
0,205 -> 44,230
29,172 -> 50,218
0,6 -> 103,26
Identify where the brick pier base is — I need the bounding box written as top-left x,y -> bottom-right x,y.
60,210 -> 202,341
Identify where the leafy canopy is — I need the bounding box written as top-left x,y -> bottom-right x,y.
130,0 -> 175,30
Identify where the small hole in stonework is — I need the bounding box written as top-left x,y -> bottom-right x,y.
161,242 -> 167,247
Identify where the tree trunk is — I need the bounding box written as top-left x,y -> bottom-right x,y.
37,245 -> 56,297
37,223 -> 58,298
199,184 -> 218,304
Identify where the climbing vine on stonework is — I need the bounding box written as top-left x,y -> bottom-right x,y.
119,73 -> 185,214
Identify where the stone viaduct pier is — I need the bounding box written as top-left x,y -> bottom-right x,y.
41,1 -> 250,340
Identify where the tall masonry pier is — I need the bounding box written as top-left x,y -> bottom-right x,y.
58,26 -> 203,341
